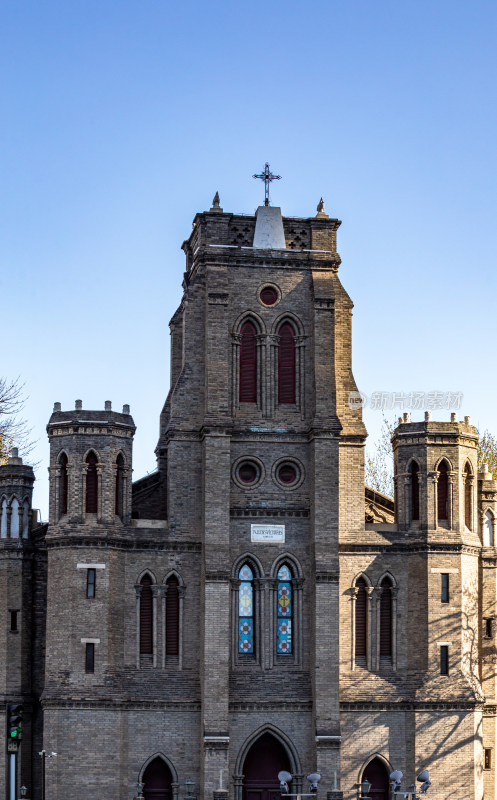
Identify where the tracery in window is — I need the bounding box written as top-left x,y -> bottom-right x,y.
238,565 -> 254,653
276,565 -> 292,654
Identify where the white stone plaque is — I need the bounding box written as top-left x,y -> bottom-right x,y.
251,524 -> 285,543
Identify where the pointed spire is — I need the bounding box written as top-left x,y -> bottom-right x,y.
316,197 -> 329,218
210,191 -> 223,212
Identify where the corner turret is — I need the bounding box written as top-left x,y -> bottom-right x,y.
47,400 -> 135,525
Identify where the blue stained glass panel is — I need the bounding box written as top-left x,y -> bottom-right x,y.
277,582 -> 292,618
239,565 -> 253,581
277,620 -> 292,653
277,565 -> 291,581
239,619 -> 254,653
239,582 -> 253,617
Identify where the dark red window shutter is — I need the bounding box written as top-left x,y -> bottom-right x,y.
165,576 -> 179,656
115,453 -> 124,518
464,465 -> 472,528
239,321 -> 257,403
437,461 -> 449,520
278,323 -> 296,404
85,452 -> 98,514
355,578 -> 367,664
379,578 -> 392,658
60,453 -> 68,516
410,462 -> 419,521
140,575 -> 153,655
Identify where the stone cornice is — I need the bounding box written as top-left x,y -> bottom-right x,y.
41,698 -> 201,711
339,542 -> 481,556
44,536 -> 201,553
340,700 -> 482,711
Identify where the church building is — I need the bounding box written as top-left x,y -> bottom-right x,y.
1,184 -> 496,800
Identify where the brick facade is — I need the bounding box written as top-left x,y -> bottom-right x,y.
0,200 -> 494,800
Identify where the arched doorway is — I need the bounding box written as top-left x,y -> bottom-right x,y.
142,757 -> 173,800
362,757 -> 389,800
243,733 -> 292,800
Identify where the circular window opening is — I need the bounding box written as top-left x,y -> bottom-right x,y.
238,463 -> 258,484
277,464 -> 298,485
260,286 -> 278,306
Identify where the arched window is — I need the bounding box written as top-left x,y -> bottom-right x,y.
59,453 -> 68,517
355,577 -> 368,667
165,575 -> 179,657
276,564 -> 292,654
464,461 -> 472,530
410,461 -> 419,521
239,321 -> 257,403
437,460 -> 449,521
115,453 -> 124,518
140,575 -> 154,656
238,564 -> 254,653
361,758 -> 390,800
22,500 -> 29,538
10,498 -> 19,538
278,323 -> 296,404
379,577 -> 393,661
0,499 -> 7,537
484,511 -> 495,546
85,451 -> 98,514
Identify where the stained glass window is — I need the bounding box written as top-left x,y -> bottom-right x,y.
238,565 -> 254,654
277,565 -> 292,654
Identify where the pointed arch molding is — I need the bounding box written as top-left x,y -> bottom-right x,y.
139,752 -> 178,783
231,310 -> 305,419
235,724 -> 301,776
358,753 -> 393,784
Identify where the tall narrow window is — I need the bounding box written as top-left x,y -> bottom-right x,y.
140,575 -> 154,656
485,749 -> 492,770
355,577 -> 368,666
238,565 -> 254,653
87,568 -> 96,599
85,643 -> 95,673
464,463 -> 472,530
0,499 -> 7,537
276,565 -> 292,654
484,511 -> 495,546
410,461 -> 420,521
10,498 -> 19,538
440,645 -> 449,675
85,451 -> 98,514
278,323 -> 296,404
59,453 -> 69,516
239,322 -> 257,403
437,461 -> 449,521
165,575 -> 179,656
379,577 -> 393,660
10,611 -> 18,632
22,500 -> 29,538
115,453 -> 125,518
441,573 -> 450,603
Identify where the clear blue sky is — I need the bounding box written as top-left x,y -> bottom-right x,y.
1,0 -> 496,518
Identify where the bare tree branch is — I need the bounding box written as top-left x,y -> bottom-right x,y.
0,376 -> 36,465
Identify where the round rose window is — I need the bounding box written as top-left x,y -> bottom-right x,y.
259,286 -> 278,306
277,464 -> 298,485
238,462 -> 258,484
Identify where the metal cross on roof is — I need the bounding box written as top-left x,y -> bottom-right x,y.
252,163 -> 281,206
